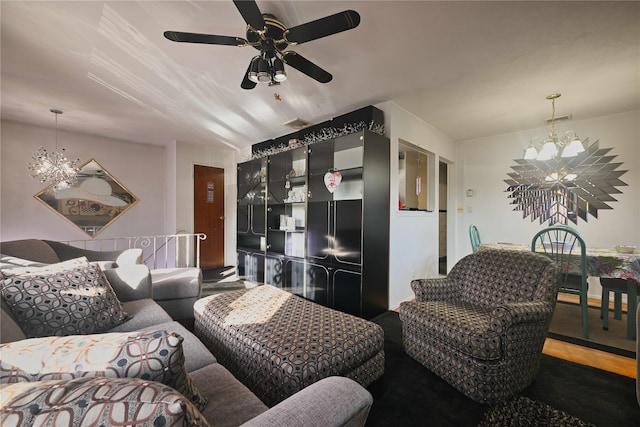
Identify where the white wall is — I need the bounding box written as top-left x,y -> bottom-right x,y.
1,120 -> 167,241
383,102 -> 457,310
455,110 -> 640,299
0,120 -> 239,267
174,141 -> 238,266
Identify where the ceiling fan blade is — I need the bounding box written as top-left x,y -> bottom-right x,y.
285,10 -> 360,45
164,31 -> 247,46
241,62 -> 257,90
282,51 -> 332,83
232,0 -> 265,31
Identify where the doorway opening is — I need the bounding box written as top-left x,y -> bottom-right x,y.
439,161 -> 448,275
398,141 -> 433,211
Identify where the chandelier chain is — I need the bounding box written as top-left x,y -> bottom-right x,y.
550,97 -> 556,136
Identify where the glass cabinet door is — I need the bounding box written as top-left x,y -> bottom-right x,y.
306,262 -> 329,306
266,147 -> 307,258
308,133 -> 364,203
238,157 -> 267,206
308,139 -> 335,202
265,255 -> 284,288
267,146 -> 307,204
237,157 -> 267,252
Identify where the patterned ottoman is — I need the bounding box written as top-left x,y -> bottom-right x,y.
193,285 -> 384,406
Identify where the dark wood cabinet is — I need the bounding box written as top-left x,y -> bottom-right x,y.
237,129 -> 389,319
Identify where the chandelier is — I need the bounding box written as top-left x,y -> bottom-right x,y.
27,109 -> 80,190
523,93 -> 586,161
505,92 -> 628,225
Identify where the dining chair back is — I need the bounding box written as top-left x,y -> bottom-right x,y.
531,226 -> 589,338
469,224 -> 481,253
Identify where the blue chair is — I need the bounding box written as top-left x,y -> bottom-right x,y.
469,224 -> 481,252
532,226 -> 589,339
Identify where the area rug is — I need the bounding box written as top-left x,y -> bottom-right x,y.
202,266 -> 236,282
549,301 -> 635,357
365,311 -> 640,427
478,396 -> 595,427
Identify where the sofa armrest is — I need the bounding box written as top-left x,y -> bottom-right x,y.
410,277 -> 461,302
490,301 -> 555,333
103,265 -> 152,302
240,377 -> 373,427
115,248 -> 143,267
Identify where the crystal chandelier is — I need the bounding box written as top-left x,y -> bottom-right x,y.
27,109 -> 80,190
523,93 -> 586,161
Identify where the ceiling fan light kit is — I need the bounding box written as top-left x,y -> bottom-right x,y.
164,1 -> 360,89
272,57 -> 286,82
256,57 -> 271,83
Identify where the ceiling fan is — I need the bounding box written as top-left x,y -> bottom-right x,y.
164,0 -> 360,89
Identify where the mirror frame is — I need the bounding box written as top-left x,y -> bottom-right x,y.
34,159 -> 138,237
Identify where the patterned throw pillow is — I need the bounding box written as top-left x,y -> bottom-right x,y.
0,377 -> 211,427
0,330 -> 207,411
0,257 -> 130,338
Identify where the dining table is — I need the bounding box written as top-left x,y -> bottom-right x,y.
479,242 -> 640,339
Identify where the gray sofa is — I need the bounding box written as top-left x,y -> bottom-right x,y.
0,239 -> 202,321
0,239 -> 373,426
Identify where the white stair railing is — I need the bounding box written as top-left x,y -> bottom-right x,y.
62,233 -> 207,269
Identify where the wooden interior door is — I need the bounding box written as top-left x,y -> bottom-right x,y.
194,165 -> 225,269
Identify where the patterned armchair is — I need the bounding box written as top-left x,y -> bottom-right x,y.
399,248 -> 559,404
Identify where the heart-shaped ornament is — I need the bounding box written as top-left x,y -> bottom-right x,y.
324,172 -> 342,193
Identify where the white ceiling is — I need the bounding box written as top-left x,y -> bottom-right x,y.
1,1 -> 638,151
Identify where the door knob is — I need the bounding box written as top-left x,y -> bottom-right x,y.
219,216 -> 224,220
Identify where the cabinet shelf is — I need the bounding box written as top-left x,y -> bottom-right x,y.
267,201 -> 306,207
310,167 -> 363,180
270,176 -> 306,185
268,227 -> 305,233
